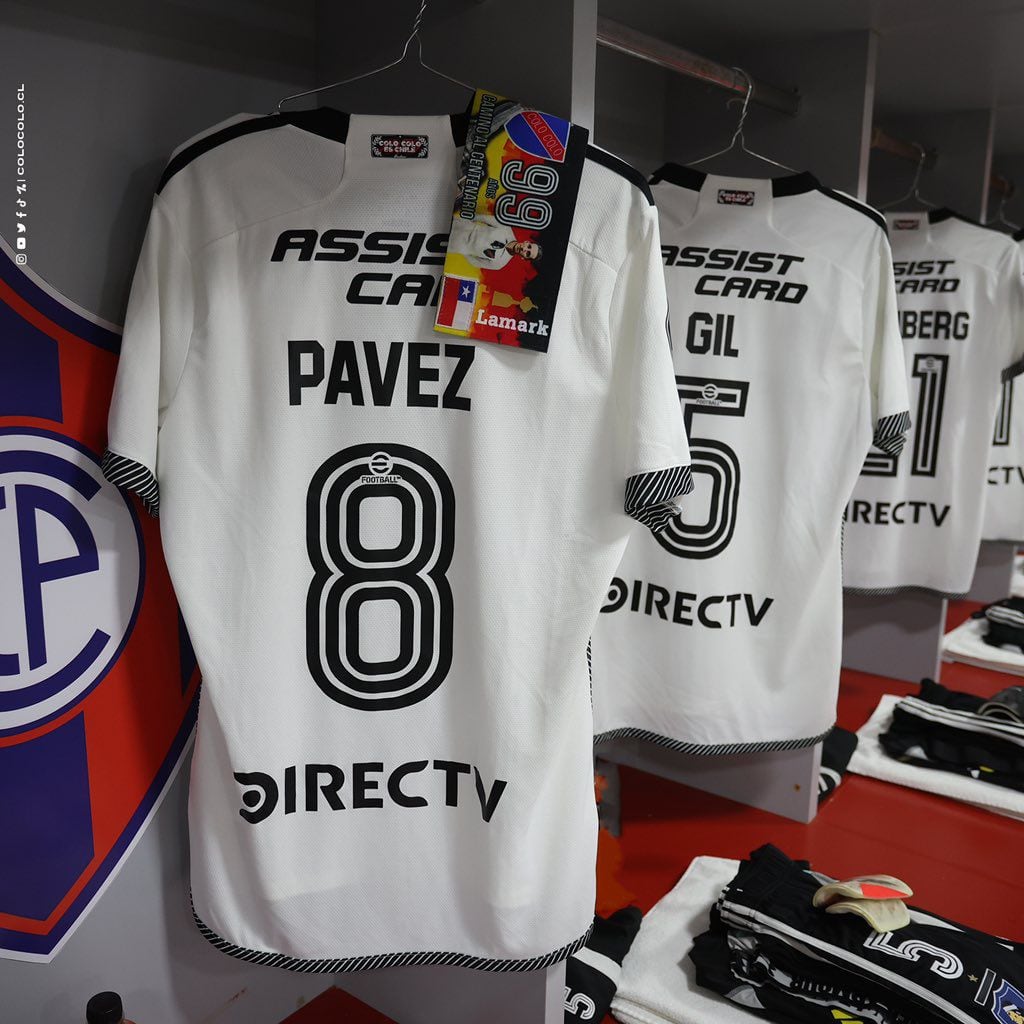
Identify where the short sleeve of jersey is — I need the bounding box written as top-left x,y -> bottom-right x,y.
102,190 -> 194,516
611,202 -> 692,531
864,229 -> 911,455
1000,240 -> 1024,381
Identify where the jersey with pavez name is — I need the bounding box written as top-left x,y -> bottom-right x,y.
102,108 -> 690,971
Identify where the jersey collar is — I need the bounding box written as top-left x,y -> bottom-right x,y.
886,208 -> 978,243
650,163 -> 818,227
341,112 -> 463,181
279,106 -> 469,148
650,162 -> 819,198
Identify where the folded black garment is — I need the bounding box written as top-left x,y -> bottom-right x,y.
983,597 -> 1024,653
692,844 -> 1024,1024
818,725 -> 858,803
916,676 -> 984,714
880,695 -> 1024,793
918,675 -> 1024,724
979,685 -> 1024,725
564,906 -> 641,1022
691,916 -> 927,1023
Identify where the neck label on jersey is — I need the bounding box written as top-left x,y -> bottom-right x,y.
434,88 -> 589,352
371,134 -> 429,158
718,188 -> 756,206
893,216 -> 923,230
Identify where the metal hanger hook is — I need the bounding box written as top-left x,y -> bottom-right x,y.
880,140 -> 936,209
726,67 -> 754,149
688,63 -> 796,173
909,142 -> 927,195
272,0 -> 473,113
399,0 -> 429,61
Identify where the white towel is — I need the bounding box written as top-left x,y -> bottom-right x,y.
847,693 -> 1024,822
942,616 -> 1024,677
611,856 -> 752,1024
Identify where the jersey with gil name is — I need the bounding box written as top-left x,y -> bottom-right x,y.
102,108 -> 690,971
844,210 -> 1024,596
590,165 -> 909,753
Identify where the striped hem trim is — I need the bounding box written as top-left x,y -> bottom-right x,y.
191,899 -> 591,974
593,725 -> 831,756
872,410 -> 911,455
101,449 -> 159,516
843,584 -> 967,600
625,465 -> 693,532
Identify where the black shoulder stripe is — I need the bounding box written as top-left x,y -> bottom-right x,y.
648,162 -> 706,192
585,145 -> 653,205
156,108 -> 351,194
816,187 -> 887,235
1015,226 -> 1024,243
929,207 -> 989,229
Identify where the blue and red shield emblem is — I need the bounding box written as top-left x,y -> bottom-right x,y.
992,979 -> 1024,1024
506,110 -> 571,163
0,237 -> 198,960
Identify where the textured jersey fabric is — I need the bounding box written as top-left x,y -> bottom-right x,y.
102,107 -> 690,970
591,165 -> 908,754
844,210 -> 1024,597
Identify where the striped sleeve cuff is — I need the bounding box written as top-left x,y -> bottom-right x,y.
872,410 -> 911,456
101,449 -> 160,517
625,465 -> 693,532
1002,355 -> 1024,383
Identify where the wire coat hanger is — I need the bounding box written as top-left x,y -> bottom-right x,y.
983,192 -> 1015,232
689,67 -> 797,173
880,143 -> 937,210
272,0 -> 474,114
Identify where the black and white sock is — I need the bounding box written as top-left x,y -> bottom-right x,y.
564,906 -> 642,1021
818,725 -> 858,803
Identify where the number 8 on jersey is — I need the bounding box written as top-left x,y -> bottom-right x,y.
306,443 -> 455,712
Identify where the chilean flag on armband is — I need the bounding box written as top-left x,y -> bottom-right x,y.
436,275 -> 477,332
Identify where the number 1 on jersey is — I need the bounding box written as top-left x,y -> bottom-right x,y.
993,378 -> 1013,446
863,352 -> 948,477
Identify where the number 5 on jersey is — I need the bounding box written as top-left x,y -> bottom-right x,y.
655,376 -> 750,560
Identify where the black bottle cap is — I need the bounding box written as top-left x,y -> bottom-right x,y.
86,991 -> 123,1024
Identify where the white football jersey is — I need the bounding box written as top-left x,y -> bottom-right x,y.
590,165 -> 909,753
984,239 -> 1024,542
844,210 -> 1024,596
102,109 -> 690,971
984,377 -> 1024,541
